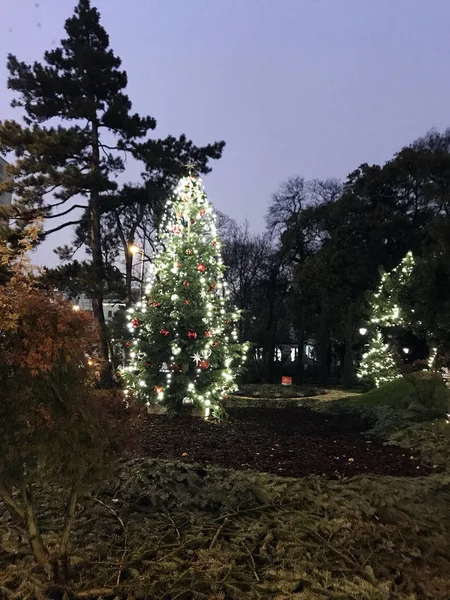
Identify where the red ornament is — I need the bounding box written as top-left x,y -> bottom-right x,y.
199,359 -> 210,370
173,225 -> 182,235
177,211 -> 183,217
160,329 -> 169,336
152,301 -> 161,308
131,318 -> 139,328
116,372 -> 121,378
183,280 -> 189,286
154,386 -> 164,394
185,300 -> 190,305
187,331 -> 197,339
199,209 -> 207,216
190,218 -> 196,224
212,341 -> 218,347
197,263 -> 206,273
169,363 -> 181,371
125,341 -> 131,348
209,283 -> 216,290
224,319 -> 230,325
204,330 -> 211,337
146,361 -> 152,367
212,240 -> 217,246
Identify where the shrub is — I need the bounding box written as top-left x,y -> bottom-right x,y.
0,274 -> 137,580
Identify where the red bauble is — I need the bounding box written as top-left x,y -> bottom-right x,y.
125,341 -> 131,347
197,263 -> 206,272
154,386 -> 164,394
199,359 -> 210,370
177,211 -> 183,217
212,240 -> 217,246
212,341 -> 218,347
204,330 -> 212,337
116,372 -> 121,378
160,328 -> 169,336
190,218 -> 196,224
146,361 -> 152,367
173,225 -> 182,235
224,319 -> 231,325
131,318 -> 139,328
183,280 -> 189,286
199,209 -> 207,216
209,283 -> 216,290
185,300 -> 190,305
152,301 -> 161,308
187,331 -> 197,339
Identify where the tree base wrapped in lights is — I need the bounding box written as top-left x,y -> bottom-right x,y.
121,174 -> 248,416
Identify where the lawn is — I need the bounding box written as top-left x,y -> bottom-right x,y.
1,382 -> 450,599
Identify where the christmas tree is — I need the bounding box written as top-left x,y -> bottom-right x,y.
122,173 -> 247,416
359,330 -> 400,387
358,252 -> 415,387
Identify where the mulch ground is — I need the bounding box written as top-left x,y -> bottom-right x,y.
138,407 -> 431,478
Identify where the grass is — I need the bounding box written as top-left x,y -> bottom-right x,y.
348,377 -> 414,408
1,380 -> 450,599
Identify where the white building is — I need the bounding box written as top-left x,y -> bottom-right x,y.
73,293 -> 125,322
0,157 -> 12,207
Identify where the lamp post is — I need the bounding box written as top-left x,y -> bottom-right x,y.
129,240 -> 146,299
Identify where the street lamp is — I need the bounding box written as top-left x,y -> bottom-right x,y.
128,242 -> 145,298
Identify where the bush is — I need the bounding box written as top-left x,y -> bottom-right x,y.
0,274 -> 138,579
349,371 -> 450,420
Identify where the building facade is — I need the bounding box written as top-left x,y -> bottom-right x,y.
0,157 -> 12,207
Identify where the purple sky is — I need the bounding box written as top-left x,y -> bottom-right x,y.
1,0 -> 450,267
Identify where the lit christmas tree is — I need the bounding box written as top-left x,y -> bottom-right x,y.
370,251 -> 415,328
122,173 -> 248,416
359,330 -> 400,387
358,252 -> 415,387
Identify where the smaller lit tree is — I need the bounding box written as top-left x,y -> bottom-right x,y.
359,330 -> 400,387
358,252 -> 415,387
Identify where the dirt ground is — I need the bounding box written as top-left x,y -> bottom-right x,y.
138,407 -> 429,478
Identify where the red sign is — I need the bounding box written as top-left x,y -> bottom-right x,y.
281,376 -> 292,386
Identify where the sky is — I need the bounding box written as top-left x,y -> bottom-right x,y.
1,0 -> 450,267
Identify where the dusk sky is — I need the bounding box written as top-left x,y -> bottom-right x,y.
1,0 -> 450,267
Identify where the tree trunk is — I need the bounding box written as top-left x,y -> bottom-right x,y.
125,251 -> 133,306
0,481 -> 25,525
318,303 -> 328,384
342,302 -> 355,387
59,487 -> 78,560
90,120 -> 112,387
296,302 -> 307,378
21,483 -> 50,569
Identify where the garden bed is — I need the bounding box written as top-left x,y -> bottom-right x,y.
137,407 -> 431,478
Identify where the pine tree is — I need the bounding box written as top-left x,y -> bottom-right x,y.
358,252 -> 415,386
359,330 -> 400,387
122,174 -> 247,416
0,0 -> 155,385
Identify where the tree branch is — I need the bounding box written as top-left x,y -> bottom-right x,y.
46,205 -> 86,219
44,220 -> 82,237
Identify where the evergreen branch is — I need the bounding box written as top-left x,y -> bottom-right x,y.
45,205 -> 86,219
44,220 -> 82,236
